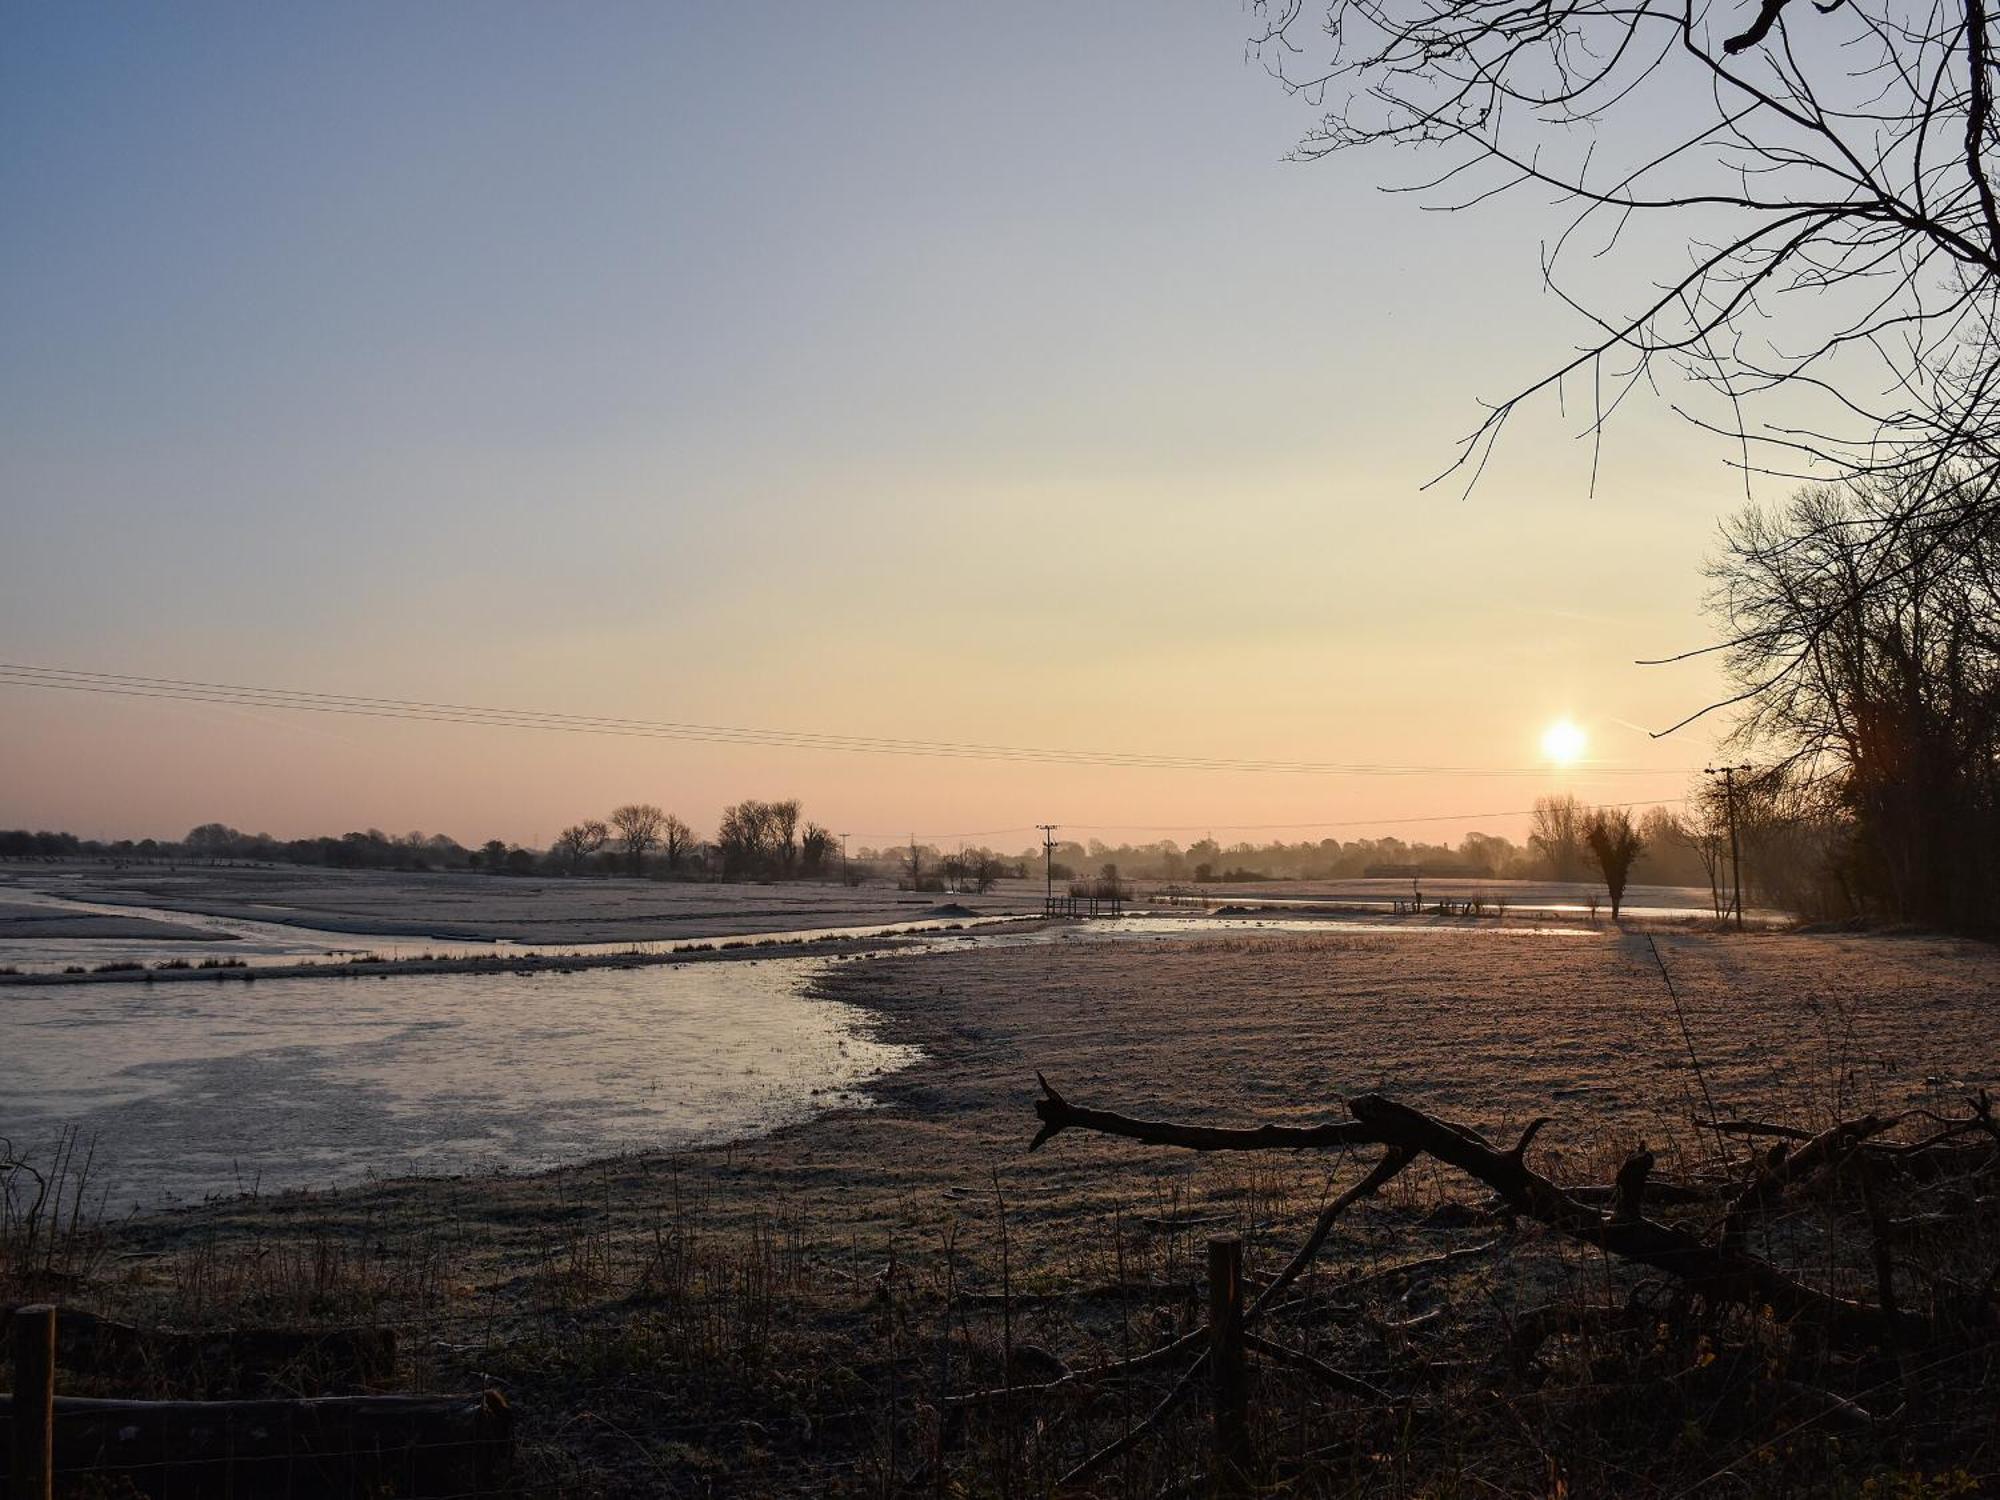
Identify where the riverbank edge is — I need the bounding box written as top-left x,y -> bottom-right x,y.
0,917 -> 1061,986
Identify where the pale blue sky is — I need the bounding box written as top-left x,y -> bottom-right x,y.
2,3 -> 1735,843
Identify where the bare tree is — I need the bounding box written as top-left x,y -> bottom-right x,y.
1583,807 -> 1646,918
1252,0 -> 2000,719
553,819 -> 609,875
661,814 -> 694,872
1667,796 -> 1730,917
608,803 -> 667,877
770,799 -> 801,876
1710,474 -> 2000,924
1528,794 -> 1588,881
966,846 -> 1007,894
800,822 -> 836,877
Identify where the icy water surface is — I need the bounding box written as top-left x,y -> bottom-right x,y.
0,905 -> 1616,1210
0,957 -> 918,1210
0,888 -> 1018,972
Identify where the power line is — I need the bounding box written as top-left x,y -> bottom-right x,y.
1,662 -> 1698,780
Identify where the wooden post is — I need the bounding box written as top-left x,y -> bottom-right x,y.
11,1303 -> 56,1500
1207,1238 -> 1250,1495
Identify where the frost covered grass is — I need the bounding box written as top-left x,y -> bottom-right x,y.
18,927 -> 1999,1494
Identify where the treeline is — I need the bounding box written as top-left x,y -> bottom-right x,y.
549,799 -> 843,881
1699,470 -> 2000,929
855,822 -> 1716,889
0,797 -> 851,883
0,825 -> 486,870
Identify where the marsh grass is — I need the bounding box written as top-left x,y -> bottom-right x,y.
1,1124 -> 108,1296
15,1107 -> 1996,1496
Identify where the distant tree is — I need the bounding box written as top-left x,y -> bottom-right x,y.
966,846 -> 1006,893
1529,795 -> 1588,881
1459,831 -> 1519,877
553,819 -> 609,874
184,823 -> 243,861
479,838 -> 509,872
662,814 -> 695,872
504,846 -> 538,875
716,801 -> 784,877
609,803 -> 667,877
1583,808 -> 1644,919
770,799 -> 801,876
800,822 -> 836,877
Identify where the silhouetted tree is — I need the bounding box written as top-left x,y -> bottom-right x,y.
1710,476 -> 2000,926
554,819 -> 609,874
770,799 -> 801,876
662,814 -> 694,871
1529,795 -> 1587,882
1583,808 -> 1644,919
1666,794 -> 1729,917
800,822 -> 836,877
184,823 -> 243,861
1251,0 -> 2000,623
609,803 -> 667,877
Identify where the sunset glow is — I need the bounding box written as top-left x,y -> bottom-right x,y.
1541,718 -> 1587,766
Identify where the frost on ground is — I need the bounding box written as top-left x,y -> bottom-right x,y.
21,926 -> 1998,1497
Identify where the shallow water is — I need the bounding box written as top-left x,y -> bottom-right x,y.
0,888 -> 1019,972
0,904 -> 1611,1209
0,957 -> 918,1210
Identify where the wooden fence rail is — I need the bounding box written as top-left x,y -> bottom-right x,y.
2,1305 -> 511,1499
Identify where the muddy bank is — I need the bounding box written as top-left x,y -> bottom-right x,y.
0,900 -> 227,942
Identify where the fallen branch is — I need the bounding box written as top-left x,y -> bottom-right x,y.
1240,1333 -> 1390,1401
1031,1074 -> 1368,1155
943,1327 -> 1207,1407
1029,1081 -> 1929,1348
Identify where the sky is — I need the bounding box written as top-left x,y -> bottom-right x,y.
0,2 -> 1752,851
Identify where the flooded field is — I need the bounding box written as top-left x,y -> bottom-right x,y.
0,891 -> 1627,1210
0,954 -> 921,1210
0,867 -> 1737,1212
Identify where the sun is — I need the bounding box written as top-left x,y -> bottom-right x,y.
1541,718 -> 1588,766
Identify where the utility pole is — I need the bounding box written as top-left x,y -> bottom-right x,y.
1037,824 -> 1058,914
1704,764 -> 1753,930
838,833 -> 849,885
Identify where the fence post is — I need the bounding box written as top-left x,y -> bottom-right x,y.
1207,1238 -> 1251,1495
10,1303 -> 56,1500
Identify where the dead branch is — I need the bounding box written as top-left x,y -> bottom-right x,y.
1248,1147 -> 1415,1323
1028,1082 -> 1929,1348
1030,1074 -> 1368,1155
1240,1333 -> 1390,1400
1720,1113 -> 1890,1250
943,1326 -> 1207,1408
